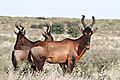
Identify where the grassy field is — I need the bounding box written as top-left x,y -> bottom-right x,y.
0,16 -> 120,80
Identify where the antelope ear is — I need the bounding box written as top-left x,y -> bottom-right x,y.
14,31 -> 18,35
80,28 -> 84,33
93,28 -> 98,33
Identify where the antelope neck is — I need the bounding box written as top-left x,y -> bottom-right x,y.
76,35 -> 90,55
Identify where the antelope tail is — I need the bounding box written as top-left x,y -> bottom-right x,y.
11,51 -> 17,70
28,50 -> 36,71
28,50 -> 32,63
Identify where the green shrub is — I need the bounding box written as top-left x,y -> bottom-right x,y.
52,23 -> 65,34
67,22 -> 80,38
31,24 -> 43,29
31,24 -> 38,29
36,17 -> 46,20
38,24 -> 44,29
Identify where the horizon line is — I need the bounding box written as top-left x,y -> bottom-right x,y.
0,14 -> 120,19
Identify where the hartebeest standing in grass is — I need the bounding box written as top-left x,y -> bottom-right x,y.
12,22 -> 54,70
28,15 -> 97,74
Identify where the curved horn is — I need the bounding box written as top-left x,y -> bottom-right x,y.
81,15 -> 87,28
23,30 -> 26,35
15,21 -> 24,31
15,22 -> 21,31
46,25 -> 50,34
47,21 -> 52,34
42,32 -> 48,39
89,16 -> 95,27
19,24 -> 24,31
45,25 -> 52,34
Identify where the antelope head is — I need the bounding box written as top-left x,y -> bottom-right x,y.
14,22 -> 26,49
80,15 -> 97,50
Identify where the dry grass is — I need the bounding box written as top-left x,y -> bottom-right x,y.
0,16 -> 120,80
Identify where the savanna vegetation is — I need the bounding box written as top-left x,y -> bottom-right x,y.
0,16 -> 120,80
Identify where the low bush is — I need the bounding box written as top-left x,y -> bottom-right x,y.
31,24 -> 43,29
52,23 -> 65,34
67,22 -> 80,38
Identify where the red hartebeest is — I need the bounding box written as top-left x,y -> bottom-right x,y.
12,22 -> 54,70
28,15 -> 97,73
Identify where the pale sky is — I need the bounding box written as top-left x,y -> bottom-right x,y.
0,0 -> 120,19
